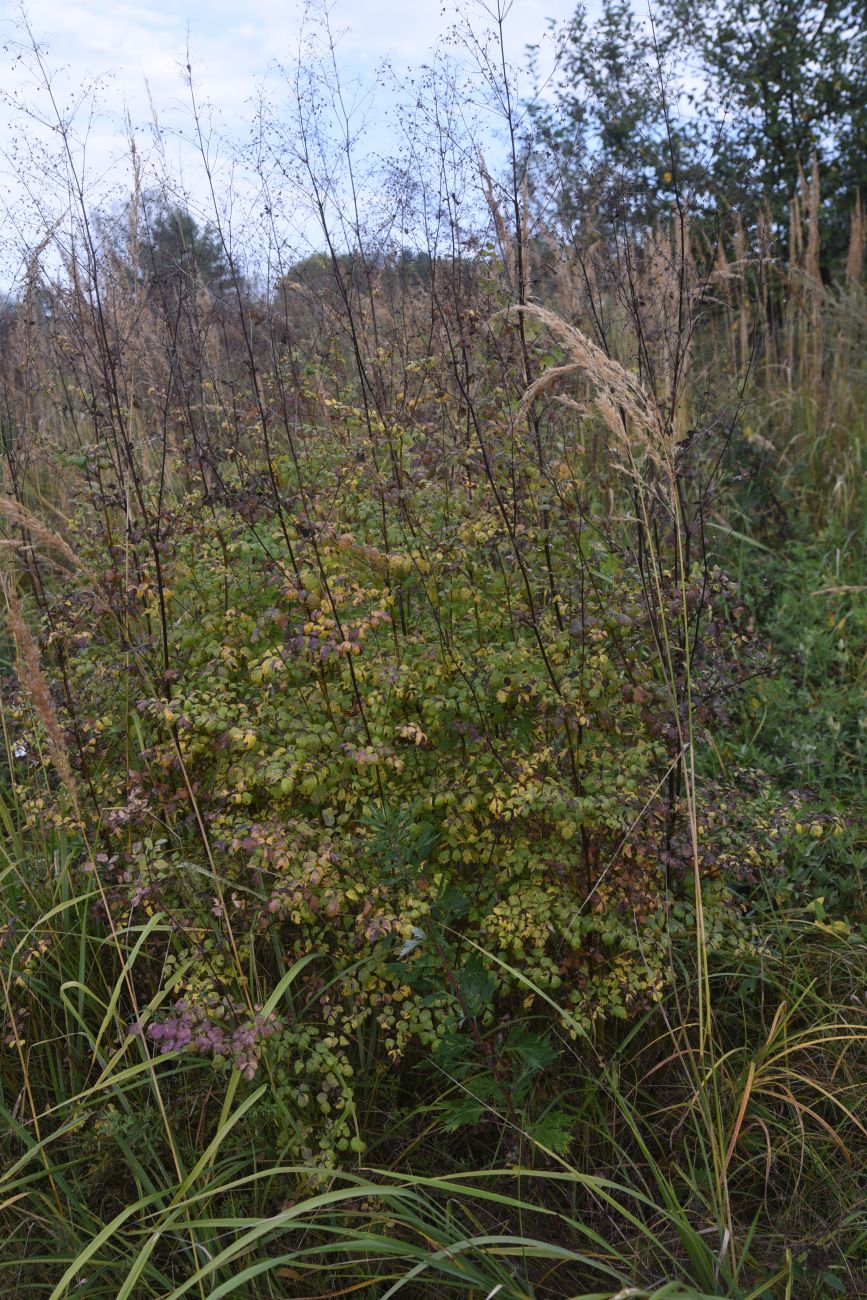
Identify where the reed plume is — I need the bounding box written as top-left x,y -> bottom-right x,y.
1,572 -> 77,804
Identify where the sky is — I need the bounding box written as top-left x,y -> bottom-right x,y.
0,0 -> 578,283
5,0 -> 572,100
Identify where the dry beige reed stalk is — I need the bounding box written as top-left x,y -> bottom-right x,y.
798,157 -> 824,384
733,215 -> 750,374
1,572 -> 77,804
804,155 -> 822,286
520,169 -> 531,292
789,191 -> 803,269
479,155 -> 522,296
542,230 -> 577,320
785,189 -> 806,383
757,207 -> 773,383
846,194 -> 864,285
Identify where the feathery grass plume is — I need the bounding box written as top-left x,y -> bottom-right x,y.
1,571 -> 77,805
507,302 -> 670,471
0,495 -> 82,573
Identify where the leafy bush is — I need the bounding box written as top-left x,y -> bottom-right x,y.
0,438 -> 795,1172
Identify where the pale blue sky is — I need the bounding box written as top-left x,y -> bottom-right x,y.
2,0 -> 574,147
0,0 -> 577,280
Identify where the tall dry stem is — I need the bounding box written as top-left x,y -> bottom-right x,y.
846,194 -> 864,285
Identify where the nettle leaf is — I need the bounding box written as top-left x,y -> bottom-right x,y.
361,801 -> 439,878
439,1095 -> 486,1132
506,1028 -> 560,1072
457,960 -> 497,1019
529,1107 -> 576,1155
409,821 -> 438,868
439,1073 -> 501,1132
434,883 -> 470,923
433,1030 -> 476,1076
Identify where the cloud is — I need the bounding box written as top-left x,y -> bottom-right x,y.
6,0 -> 571,122
0,0 -> 575,280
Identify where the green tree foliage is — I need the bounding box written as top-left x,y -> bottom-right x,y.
673,0 -> 867,230
529,0 -> 698,224
138,196 -> 233,300
93,193 -> 236,305
535,0 -> 867,252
